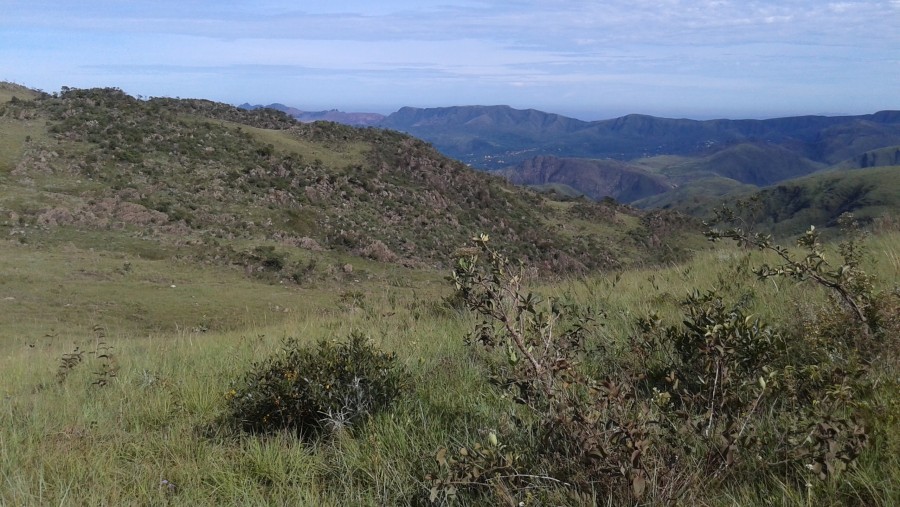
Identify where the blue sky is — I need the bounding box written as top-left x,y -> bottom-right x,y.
2,1 -> 898,120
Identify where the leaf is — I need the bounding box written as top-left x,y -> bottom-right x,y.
630,449 -> 642,467
436,447 -> 447,466
632,473 -> 647,498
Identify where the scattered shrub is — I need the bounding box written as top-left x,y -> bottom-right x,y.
226,333 -> 408,438
53,338 -> 119,388
56,346 -> 85,384
250,245 -> 286,272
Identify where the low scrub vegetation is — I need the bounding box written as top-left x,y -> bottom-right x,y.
426,224 -> 897,504
1,86 -> 685,275
1,220 -> 897,505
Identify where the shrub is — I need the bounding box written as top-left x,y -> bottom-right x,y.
250,245 -> 286,272
704,208 -> 875,340
431,231 -> 886,505
633,290 -> 869,485
226,333 -> 408,438
435,234 -> 652,503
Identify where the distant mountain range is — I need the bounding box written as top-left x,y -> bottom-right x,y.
243,102 -> 900,214
376,105 -> 900,168
239,103 -> 385,126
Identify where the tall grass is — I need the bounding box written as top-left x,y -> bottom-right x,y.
1,232 -> 898,505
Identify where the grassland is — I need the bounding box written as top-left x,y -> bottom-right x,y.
1,228 -> 897,505
1,84 -> 898,505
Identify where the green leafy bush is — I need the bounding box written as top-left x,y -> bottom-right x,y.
227,333 -> 408,438
633,291 -> 869,484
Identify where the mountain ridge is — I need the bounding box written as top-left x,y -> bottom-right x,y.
377,105 -> 900,168
245,100 -> 900,171
240,102 -> 385,126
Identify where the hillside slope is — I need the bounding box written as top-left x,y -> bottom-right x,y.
636,165 -> 900,236
500,155 -> 673,202
660,142 -> 825,186
833,145 -> 900,170
749,166 -> 900,234
0,85 -> 699,277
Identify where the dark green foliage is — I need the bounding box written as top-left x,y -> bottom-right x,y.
439,235 -> 652,503
634,291 -> 868,483
250,245 -> 286,272
427,438 -> 531,505
226,333 -> 408,438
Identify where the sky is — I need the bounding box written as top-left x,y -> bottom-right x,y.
1,1 -> 899,120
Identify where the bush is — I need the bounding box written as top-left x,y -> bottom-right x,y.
430,231 -> 886,505
633,290 -> 869,485
435,234 -> 651,503
226,333 -> 408,438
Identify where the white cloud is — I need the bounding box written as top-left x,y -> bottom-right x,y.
2,0 -> 898,117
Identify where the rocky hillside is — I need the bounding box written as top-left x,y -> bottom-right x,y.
500,156 -> 673,202
0,85 -> 699,278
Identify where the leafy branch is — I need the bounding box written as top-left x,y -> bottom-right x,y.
704,206 -> 872,337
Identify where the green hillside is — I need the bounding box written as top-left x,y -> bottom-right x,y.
501,155 -> 673,202
0,85 -> 704,280
632,175 -> 756,213
638,166 -> 900,237
833,145 -> 900,170
751,165 -> 900,235
660,142 -> 824,186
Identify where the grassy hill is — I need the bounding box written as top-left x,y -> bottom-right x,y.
1,86 -> 704,279
659,142 -> 825,186
500,142 -> 827,206
635,165 -> 900,237
833,145 -> 900,170
632,176 -> 756,213
750,165 -> 900,235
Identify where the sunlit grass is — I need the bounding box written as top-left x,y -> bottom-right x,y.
1,232 -> 898,505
